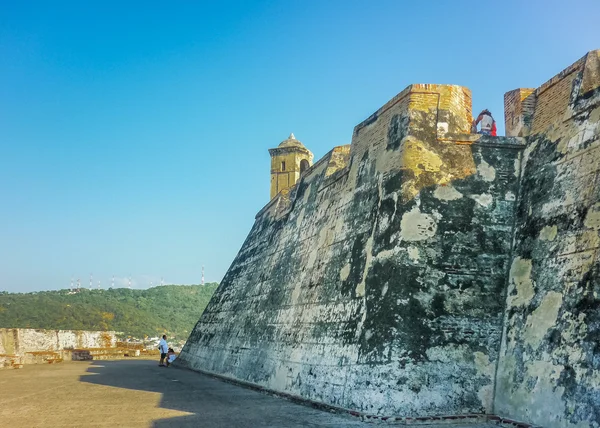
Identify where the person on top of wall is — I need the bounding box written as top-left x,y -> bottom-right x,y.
472,109 -> 497,136
158,334 -> 169,367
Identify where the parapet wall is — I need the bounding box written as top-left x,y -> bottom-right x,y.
0,328 -> 117,368
180,50 -> 600,426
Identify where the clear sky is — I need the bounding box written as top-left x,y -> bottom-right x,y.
1,0 -> 598,292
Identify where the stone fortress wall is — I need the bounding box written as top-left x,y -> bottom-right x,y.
179,51 -> 600,427
495,52 -> 600,426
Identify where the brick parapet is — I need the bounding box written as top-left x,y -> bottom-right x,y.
504,88 -> 536,137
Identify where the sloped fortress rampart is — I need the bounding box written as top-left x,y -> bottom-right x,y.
179,51 -> 600,427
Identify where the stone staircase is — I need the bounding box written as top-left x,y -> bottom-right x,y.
81,346 -> 158,360
23,351 -> 63,365
87,347 -> 135,360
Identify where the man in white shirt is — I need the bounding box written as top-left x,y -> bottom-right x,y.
158,335 -> 169,367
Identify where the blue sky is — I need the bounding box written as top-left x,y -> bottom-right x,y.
1,0 -> 598,292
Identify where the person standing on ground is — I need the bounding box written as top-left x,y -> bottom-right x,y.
158,335 -> 168,367
472,109 -> 496,136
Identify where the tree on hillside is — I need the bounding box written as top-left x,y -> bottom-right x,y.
0,284 -> 219,340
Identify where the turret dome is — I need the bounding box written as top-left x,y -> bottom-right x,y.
278,133 -> 307,149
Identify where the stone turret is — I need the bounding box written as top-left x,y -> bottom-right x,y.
268,133 -> 314,199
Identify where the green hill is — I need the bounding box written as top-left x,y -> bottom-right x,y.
0,284 -> 218,341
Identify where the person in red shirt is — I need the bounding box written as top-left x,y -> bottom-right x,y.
472,109 -> 496,136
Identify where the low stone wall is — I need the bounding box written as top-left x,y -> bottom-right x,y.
0,328 -> 117,368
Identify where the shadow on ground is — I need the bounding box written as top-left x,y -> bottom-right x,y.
79,359 -> 368,428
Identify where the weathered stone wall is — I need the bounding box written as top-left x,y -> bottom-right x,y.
180,51 -> 600,425
0,328 -> 117,368
179,84 -> 525,417
495,50 -> 600,427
